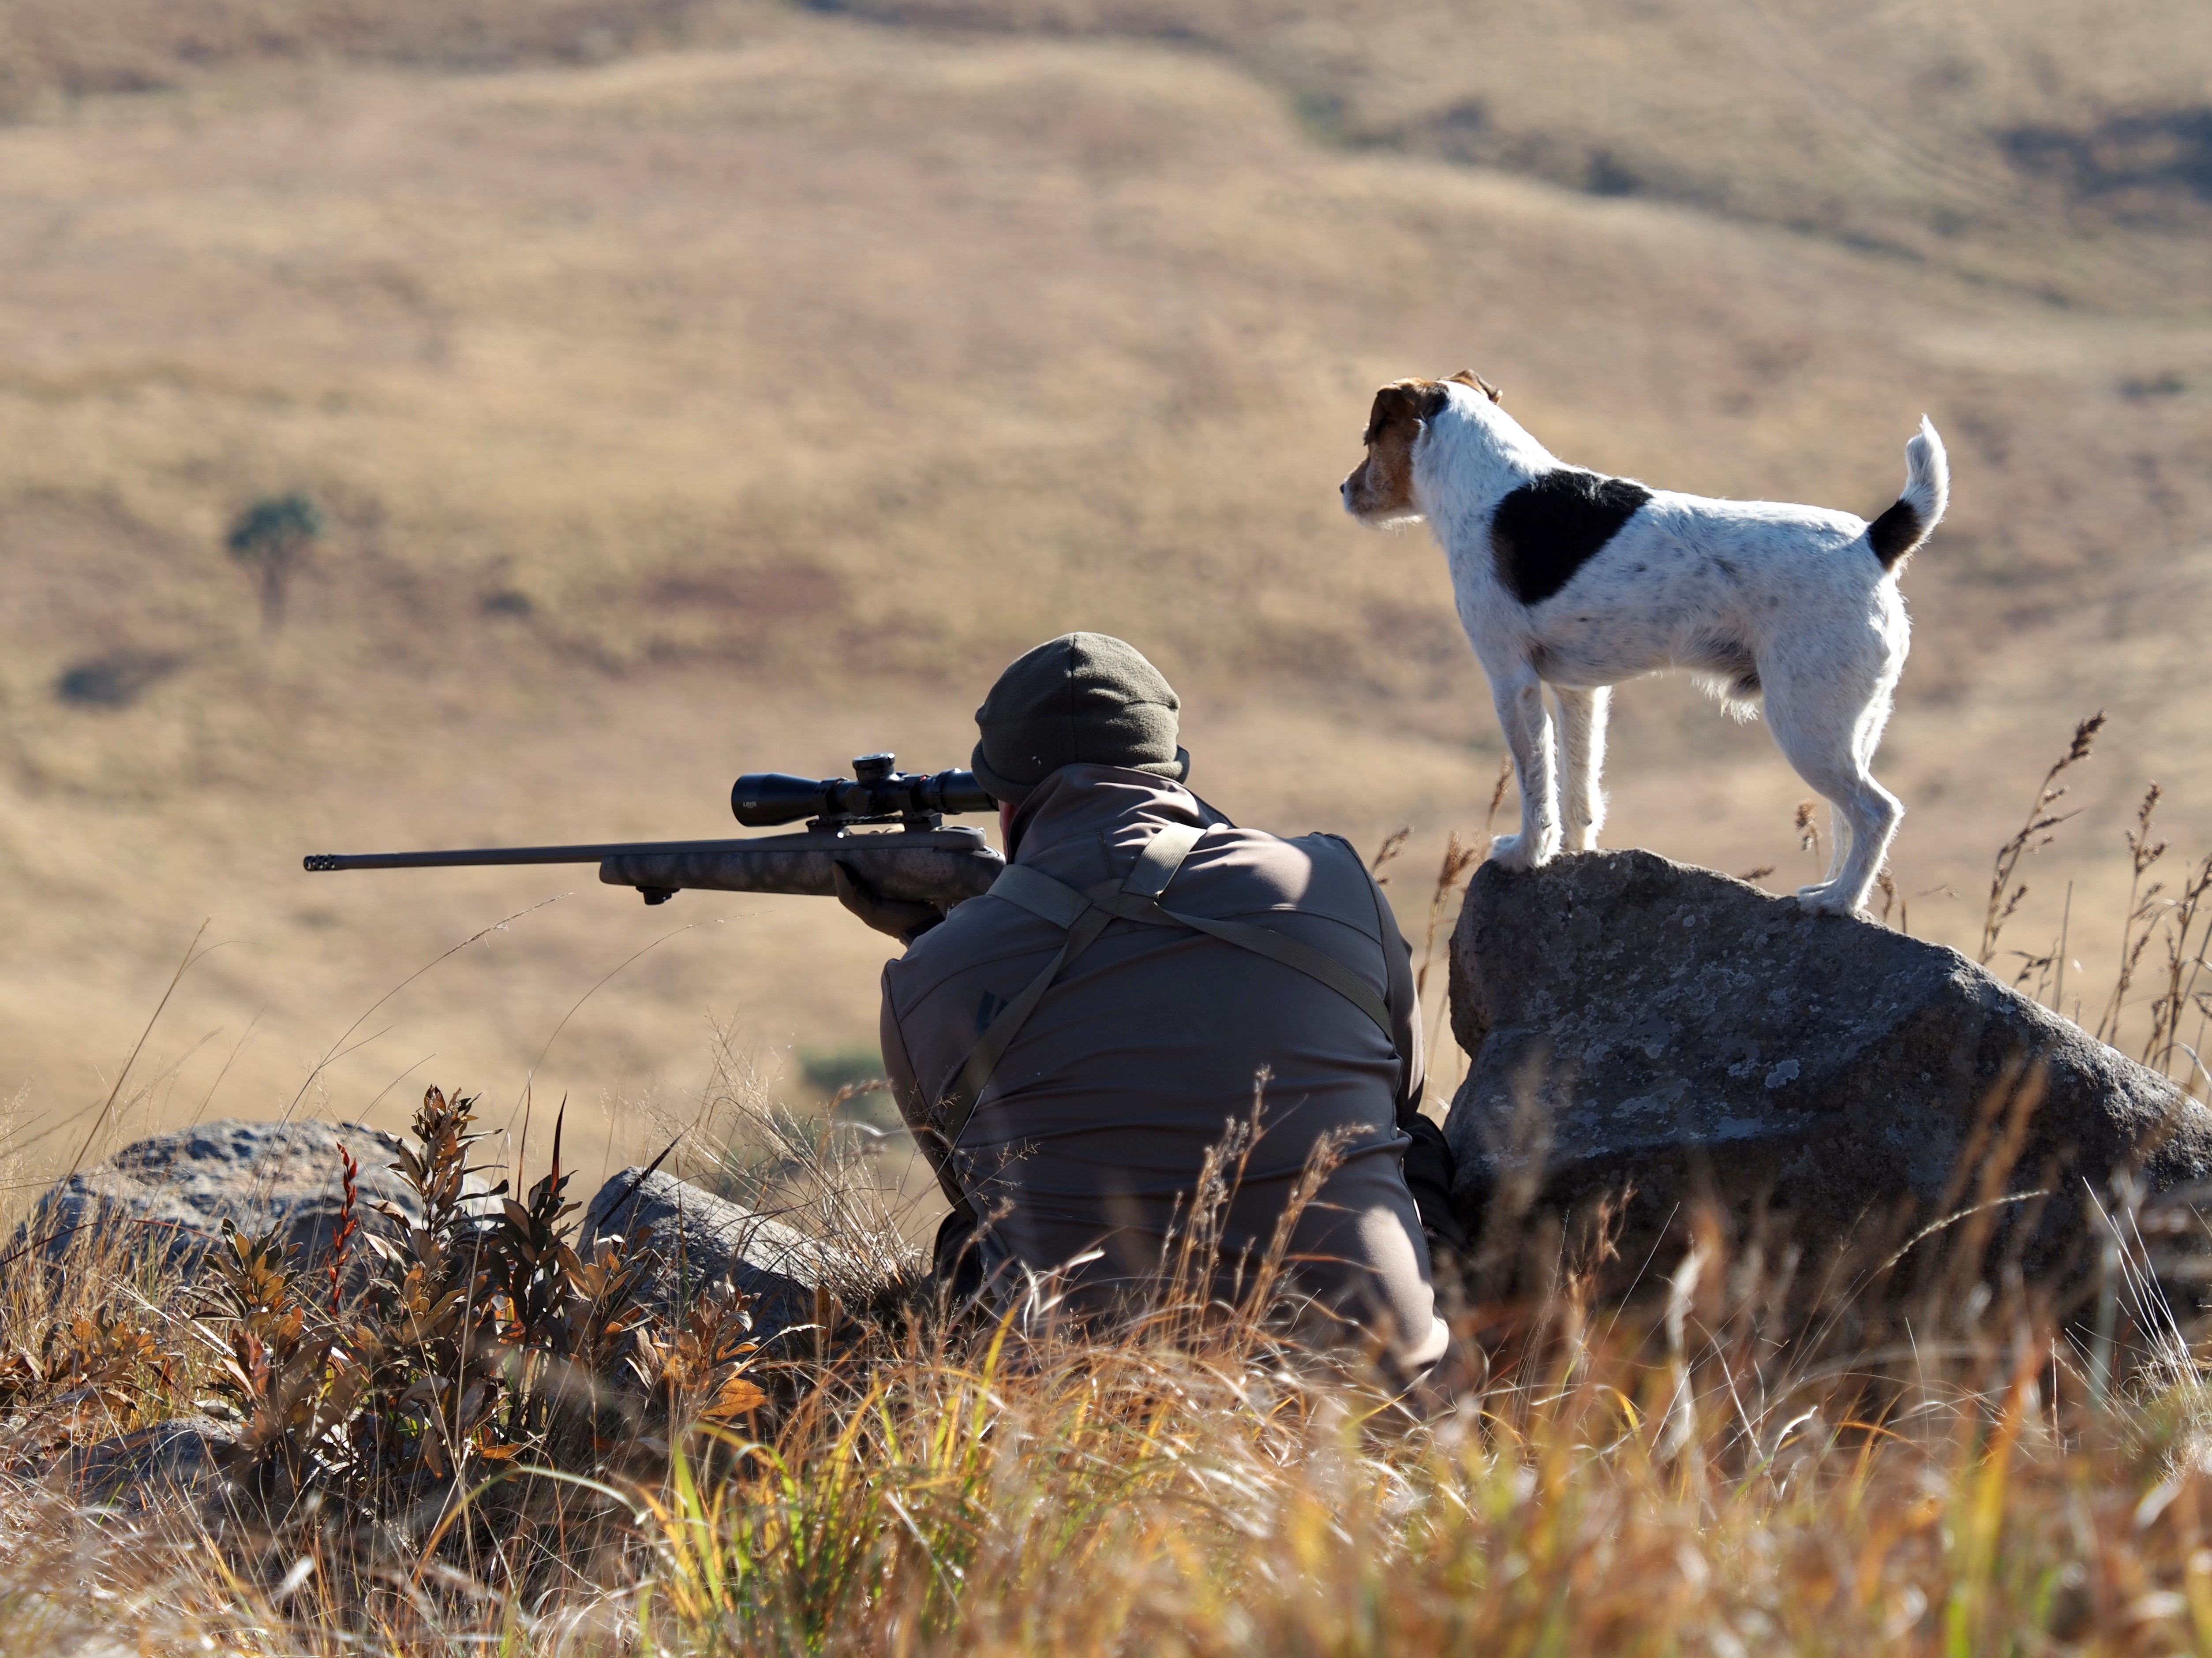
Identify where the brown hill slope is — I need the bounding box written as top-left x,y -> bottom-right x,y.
822,0 -> 2212,310
1,8 -> 2208,1190
9,0 -> 2209,309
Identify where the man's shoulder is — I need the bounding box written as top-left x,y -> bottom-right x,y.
1194,822 -> 1368,886
1146,823 -> 1380,938
1283,827 -> 1363,862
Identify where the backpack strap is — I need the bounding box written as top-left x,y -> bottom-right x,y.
935,822 -> 1395,1148
1123,821 -> 1206,898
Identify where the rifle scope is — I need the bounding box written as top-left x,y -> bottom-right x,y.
731,753 -> 996,831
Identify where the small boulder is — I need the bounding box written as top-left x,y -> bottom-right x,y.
20,1119 -> 419,1280
1443,850 -> 2212,1269
579,1169 -> 850,1349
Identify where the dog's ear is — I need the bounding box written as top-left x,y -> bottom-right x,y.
1446,369 -> 1503,403
1362,380 -> 1449,445
1362,383 -> 1414,445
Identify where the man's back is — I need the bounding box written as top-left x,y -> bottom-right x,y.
880,763 -> 1445,1371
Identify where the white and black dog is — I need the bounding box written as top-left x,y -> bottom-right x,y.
1341,372 -> 1947,917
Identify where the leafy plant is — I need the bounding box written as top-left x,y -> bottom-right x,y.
190,1218 -> 361,1503
346,1083 -> 501,1484
0,1307 -> 169,1439
628,1279 -> 767,1436
170,1079 -> 767,1582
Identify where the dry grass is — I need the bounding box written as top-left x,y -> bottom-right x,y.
9,1036 -> 2212,1655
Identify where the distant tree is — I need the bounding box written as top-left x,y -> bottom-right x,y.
225,493 -> 325,634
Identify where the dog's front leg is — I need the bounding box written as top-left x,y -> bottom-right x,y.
1554,685 -> 1609,853
1486,665 -> 1560,870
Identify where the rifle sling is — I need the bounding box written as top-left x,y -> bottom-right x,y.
936,822 -> 1396,1149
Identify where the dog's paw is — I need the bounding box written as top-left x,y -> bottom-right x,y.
1489,830 -> 1558,871
1794,882 -> 1863,918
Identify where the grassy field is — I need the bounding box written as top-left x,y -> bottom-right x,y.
5,1068 -> 2212,1654
2,3 -> 2210,1192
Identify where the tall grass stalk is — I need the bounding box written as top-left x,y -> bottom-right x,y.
2098,784 -> 2171,1046
1980,711 -> 2103,967
2145,853 -> 2212,1076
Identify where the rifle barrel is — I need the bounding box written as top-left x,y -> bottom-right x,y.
304,840 -> 772,873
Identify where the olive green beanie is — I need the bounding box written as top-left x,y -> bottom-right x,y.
970,633 -> 1190,803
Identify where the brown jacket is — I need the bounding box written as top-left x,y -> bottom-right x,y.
880,765 -> 1446,1372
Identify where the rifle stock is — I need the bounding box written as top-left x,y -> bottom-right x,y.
600,827 -> 1001,907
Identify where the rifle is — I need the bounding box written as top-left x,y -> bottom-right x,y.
304,754 -> 1003,909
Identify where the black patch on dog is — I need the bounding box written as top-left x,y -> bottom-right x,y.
1491,470 -> 1653,605
1866,499 -> 1922,570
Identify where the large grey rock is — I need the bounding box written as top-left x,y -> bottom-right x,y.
579,1169 -> 850,1348
20,1119 -> 419,1277
1444,850 -> 2212,1267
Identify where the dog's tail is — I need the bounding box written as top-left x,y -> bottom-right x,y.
1866,415 -> 1948,572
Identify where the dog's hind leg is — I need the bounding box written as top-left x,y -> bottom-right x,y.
1765,666 -> 1901,917
1487,662 -> 1561,870
1822,803 -> 1853,886
1554,685 -> 1609,853
1812,684 -> 1899,887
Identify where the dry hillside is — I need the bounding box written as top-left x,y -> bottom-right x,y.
1,0 -> 2209,1193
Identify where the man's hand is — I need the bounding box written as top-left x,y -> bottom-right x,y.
833,863 -> 947,945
